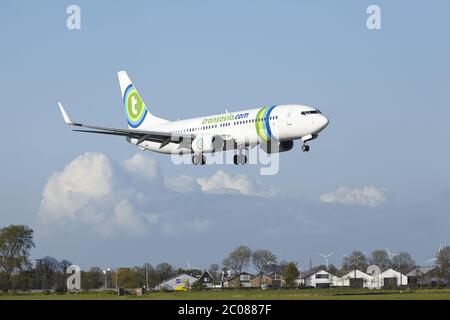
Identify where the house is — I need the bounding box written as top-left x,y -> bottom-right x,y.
266,271 -> 283,288
197,270 -> 215,289
251,274 -> 273,288
378,268 -> 408,287
406,267 -> 441,286
223,272 -> 254,288
251,272 -> 283,289
155,273 -> 198,291
298,269 -> 340,288
338,270 -> 376,289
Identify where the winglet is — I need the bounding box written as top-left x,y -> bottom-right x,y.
58,102 -> 74,125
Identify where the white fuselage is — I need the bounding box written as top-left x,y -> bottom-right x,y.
129,104 -> 329,154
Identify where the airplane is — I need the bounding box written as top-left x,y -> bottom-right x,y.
58,71 -> 329,165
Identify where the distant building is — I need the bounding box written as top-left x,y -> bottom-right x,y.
338,270 -> 376,289
406,267 -> 441,286
378,268 -> 408,287
298,269 -> 340,288
197,270 -> 215,289
155,273 -> 198,291
251,274 -> 273,288
296,267 -> 409,289
223,272 -> 254,288
266,271 -> 283,288
250,272 -> 283,289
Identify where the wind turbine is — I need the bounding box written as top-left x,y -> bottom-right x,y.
319,252 -> 334,269
426,244 -> 443,264
385,248 -> 397,261
185,259 -> 202,272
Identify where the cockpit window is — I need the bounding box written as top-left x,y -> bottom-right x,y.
301,110 -> 321,115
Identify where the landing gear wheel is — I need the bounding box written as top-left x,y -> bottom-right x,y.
192,154 -> 206,165
192,155 -> 199,165
302,144 -> 310,152
233,154 -> 247,165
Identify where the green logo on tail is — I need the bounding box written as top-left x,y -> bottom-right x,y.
124,86 -> 147,128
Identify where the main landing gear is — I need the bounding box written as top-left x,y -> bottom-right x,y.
192,154 -> 206,165
233,146 -> 248,165
301,144 -> 310,152
192,150 -> 248,165
233,154 -> 247,165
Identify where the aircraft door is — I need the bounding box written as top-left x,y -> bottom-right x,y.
286,112 -> 292,126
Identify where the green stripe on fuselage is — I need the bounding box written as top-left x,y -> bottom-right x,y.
255,106 -> 269,141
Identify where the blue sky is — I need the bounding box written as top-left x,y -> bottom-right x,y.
0,1 -> 449,271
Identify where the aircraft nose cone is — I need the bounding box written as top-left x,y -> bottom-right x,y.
318,115 -> 329,131
323,115 -> 329,128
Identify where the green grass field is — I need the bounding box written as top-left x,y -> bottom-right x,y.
1,288 -> 450,300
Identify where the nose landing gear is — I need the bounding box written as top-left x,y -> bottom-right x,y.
301,144 -> 310,152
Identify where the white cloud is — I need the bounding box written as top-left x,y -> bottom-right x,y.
39,152 -> 113,223
196,170 -> 278,197
164,174 -> 197,193
38,152 -> 158,236
123,153 -> 158,179
39,154 -> 280,239
319,186 -> 389,207
113,199 -> 148,235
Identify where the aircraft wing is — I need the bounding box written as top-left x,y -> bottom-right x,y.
58,102 -> 190,148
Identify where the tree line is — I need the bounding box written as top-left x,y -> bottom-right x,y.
1,225 -> 450,292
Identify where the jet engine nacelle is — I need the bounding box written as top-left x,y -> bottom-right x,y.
192,135 -> 224,153
260,140 -> 294,154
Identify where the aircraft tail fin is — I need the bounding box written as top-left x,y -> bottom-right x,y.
118,71 -> 168,129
